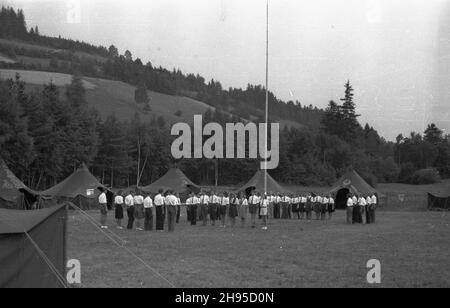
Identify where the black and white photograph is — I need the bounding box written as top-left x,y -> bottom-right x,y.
0,0 -> 449,292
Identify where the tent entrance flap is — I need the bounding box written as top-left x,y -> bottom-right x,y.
335,188 -> 350,210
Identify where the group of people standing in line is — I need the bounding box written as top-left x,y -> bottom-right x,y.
97,188 -> 377,232
183,191 -> 337,231
346,193 -> 377,224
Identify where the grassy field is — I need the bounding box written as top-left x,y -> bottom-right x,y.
67,209 -> 450,288
0,68 -> 96,89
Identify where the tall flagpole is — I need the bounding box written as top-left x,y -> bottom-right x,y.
264,0 -> 269,195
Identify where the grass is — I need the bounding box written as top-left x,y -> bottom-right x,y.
67,209 -> 450,288
0,68 -> 96,89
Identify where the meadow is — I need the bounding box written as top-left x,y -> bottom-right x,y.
67,208 -> 450,288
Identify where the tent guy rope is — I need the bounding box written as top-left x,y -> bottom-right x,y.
69,203 -> 176,288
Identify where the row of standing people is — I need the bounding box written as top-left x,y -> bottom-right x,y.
99,189 -> 182,232
98,189 -> 377,232
184,191 -> 337,230
346,194 -> 377,224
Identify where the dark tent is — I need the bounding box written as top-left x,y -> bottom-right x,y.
0,204 -> 67,288
327,169 -> 381,209
428,187 -> 450,211
236,170 -> 290,196
42,164 -> 111,209
0,158 -> 54,210
139,168 -> 200,195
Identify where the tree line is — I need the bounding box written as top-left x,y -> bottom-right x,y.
0,6 -> 323,131
2,73 -> 448,190
0,6 -> 449,188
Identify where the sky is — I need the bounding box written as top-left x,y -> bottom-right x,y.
3,0 -> 450,140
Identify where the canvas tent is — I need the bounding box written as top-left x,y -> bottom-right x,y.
327,169 -> 380,209
237,170 -> 289,196
42,163 -> 111,209
0,158 -> 53,210
139,168 -> 200,195
0,204 -> 67,288
428,187 -> 450,211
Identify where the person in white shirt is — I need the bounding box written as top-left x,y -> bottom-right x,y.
248,191 -> 259,228
219,193 -> 230,227
133,192 -> 145,231
175,193 -> 182,224
229,193 -> 239,227
328,195 -> 335,220
199,192 -> 210,226
194,193 -> 202,221
274,193 -> 282,219
346,194 -> 354,224
268,193 -> 275,219
370,194 -> 377,224
114,191 -> 124,229
281,195 -> 290,219
288,194 -> 295,219
291,195 -> 299,219
351,194 -> 359,224
321,196 -> 329,220
305,194 -> 313,220
189,192 -> 200,226
124,191 -> 135,230
98,189 -> 108,229
165,190 -> 178,232
365,195 -> 372,224
143,195 -> 153,231
186,193 -> 194,225
356,195 -> 366,224
154,189 -> 165,231
352,195 -> 358,207
260,194 -> 269,230
210,192 -> 220,226
298,195 -> 305,220
239,193 -> 249,227
314,194 -> 322,220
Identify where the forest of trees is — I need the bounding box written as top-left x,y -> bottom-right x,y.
0,6 -> 323,130
0,6 -> 449,190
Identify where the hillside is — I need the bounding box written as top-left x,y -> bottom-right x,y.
0,68 -> 217,125
0,36 -> 313,130
0,65 -> 304,129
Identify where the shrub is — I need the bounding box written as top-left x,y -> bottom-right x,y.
410,168 -> 441,185
174,110 -> 182,117
369,157 -> 400,183
6,47 -> 16,59
399,162 -> 416,183
143,103 -> 151,113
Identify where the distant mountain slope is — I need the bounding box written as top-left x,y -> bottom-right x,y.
0,68 -> 215,125
0,68 -> 304,129
0,38 -> 108,63
85,76 -> 217,124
